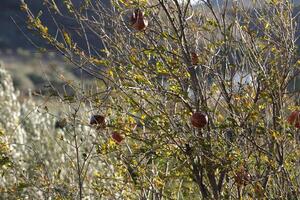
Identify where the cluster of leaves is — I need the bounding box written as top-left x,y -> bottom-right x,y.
13,0 -> 300,199
0,63 -> 137,199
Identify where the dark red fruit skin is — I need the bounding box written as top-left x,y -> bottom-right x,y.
287,111 -> 300,129
131,9 -> 148,31
234,167 -> 251,186
191,112 -> 208,128
90,115 -> 106,128
191,52 -> 199,65
112,132 -> 124,144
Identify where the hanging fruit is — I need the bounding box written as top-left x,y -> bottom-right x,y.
191,52 -> 199,65
112,132 -> 124,144
55,118 -> 67,129
90,115 -> 106,129
287,110 -> 300,128
130,9 -> 148,31
234,167 -> 251,186
190,112 -> 208,128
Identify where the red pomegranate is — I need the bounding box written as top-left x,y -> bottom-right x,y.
131,9 -> 148,31
90,115 -> 106,129
191,52 -> 199,65
191,112 -> 208,128
112,132 -> 124,144
287,110 -> 300,128
234,167 -> 251,186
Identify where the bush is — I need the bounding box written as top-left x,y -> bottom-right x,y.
16,0 -> 300,199
0,63 -> 126,199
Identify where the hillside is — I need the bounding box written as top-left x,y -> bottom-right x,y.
0,0 -> 299,50
0,0 -> 110,50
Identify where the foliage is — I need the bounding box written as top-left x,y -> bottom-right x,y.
0,63 -> 127,199
8,0 -> 300,199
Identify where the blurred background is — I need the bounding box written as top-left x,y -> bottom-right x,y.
0,0 -> 94,96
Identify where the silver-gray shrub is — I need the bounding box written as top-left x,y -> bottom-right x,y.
0,63 -> 122,199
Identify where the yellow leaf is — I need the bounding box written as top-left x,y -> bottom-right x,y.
63,31 -> 72,47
